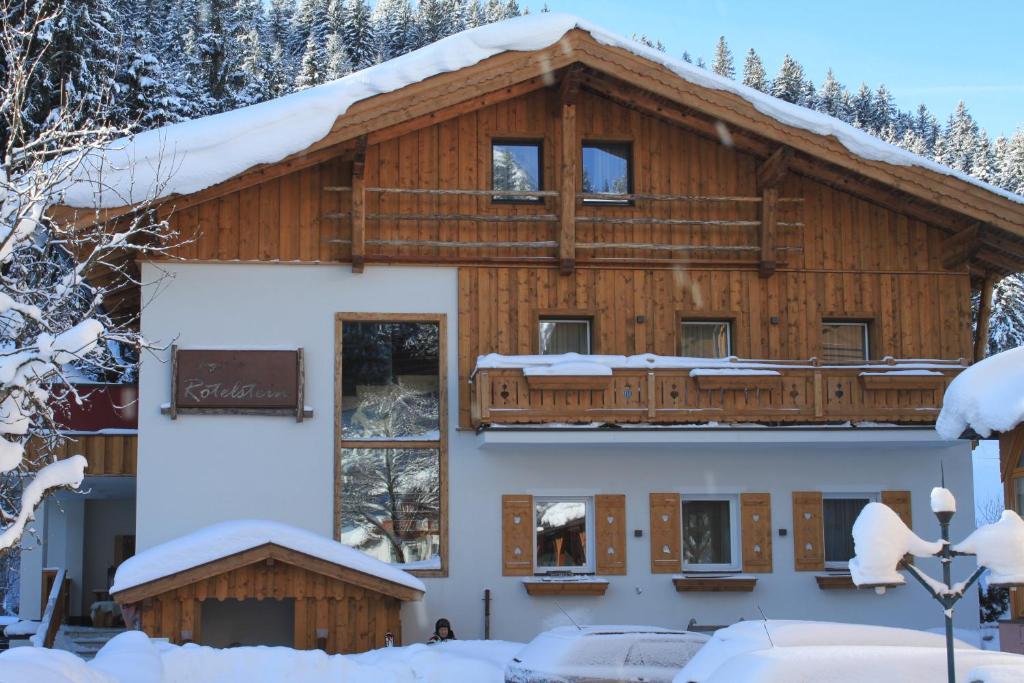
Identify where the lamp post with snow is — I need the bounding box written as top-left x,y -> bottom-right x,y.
849,487 -> 1024,683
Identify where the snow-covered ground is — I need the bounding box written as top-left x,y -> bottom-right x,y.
0,632 -> 522,683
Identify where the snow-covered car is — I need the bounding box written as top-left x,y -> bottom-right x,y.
505,625 -> 709,683
674,620 -> 982,683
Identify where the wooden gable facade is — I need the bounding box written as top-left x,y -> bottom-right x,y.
76,28 -> 1024,431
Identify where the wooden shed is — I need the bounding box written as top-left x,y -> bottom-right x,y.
111,530 -> 424,653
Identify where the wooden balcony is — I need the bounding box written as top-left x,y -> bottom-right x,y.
470,358 -> 965,428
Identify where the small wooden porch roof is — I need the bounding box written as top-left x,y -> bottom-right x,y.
111,541 -> 424,604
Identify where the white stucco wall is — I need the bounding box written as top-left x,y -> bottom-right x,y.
138,262 -> 979,646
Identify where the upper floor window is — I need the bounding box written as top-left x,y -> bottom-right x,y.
492,140 -> 542,202
681,494 -> 739,571
680,321 -> 732,358
539,317 -> 592,355
535,496 -> 592,573
823,493 -> 876,568
821,321 -> 870,362
582,141 -> 631,203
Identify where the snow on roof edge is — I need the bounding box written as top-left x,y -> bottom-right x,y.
936,346 -> 1024,440
62,13 -> 1024,211
110,519 -> 426,596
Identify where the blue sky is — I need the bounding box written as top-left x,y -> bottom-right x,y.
536,0 -> 1024,138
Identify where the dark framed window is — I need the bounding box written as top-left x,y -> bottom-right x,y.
335,314 -> 447,576
582,141 -> 632,204
491,139 -> 543,202
823,494 -> 875,566
681,321 -> 732,358
821,321 -> 870,362
539,317 -> 592,355
681,495 -> 739,570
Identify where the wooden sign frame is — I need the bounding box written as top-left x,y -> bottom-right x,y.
165,346 -> 311,421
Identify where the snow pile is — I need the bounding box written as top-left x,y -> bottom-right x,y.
523,361 -> 612,377
936,346 -> 1024,439
674,620 -> 973,683
2,619 -> 39,637
688,369 -> 780,377
60,14 -> 1024,210
111,520 -> 425,595
848,503 -> 943,587
0,632 -> 523,683
693,646 -> 1024,683
931,486 -> 957,513
954,510 -> 1024,586
969,663 -> 1024,683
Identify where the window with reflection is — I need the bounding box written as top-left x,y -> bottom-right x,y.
681,497 -> 737,569
582,142 -> 631,202
492,140 -> 543,202
539,318 -> 592,355
535,497 -> 591,571
821,321 -> 870,362
339,447 -> 440,565
340,320 -> 439,439
680,321 -> 732,358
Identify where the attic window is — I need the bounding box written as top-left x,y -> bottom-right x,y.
492,140 -> 542,202
582,142 -> 632,204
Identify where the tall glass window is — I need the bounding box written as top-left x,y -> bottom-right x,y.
539,318 -> 592,355
534,497 -> 591,572
582,142 -> 631,202
681,497 -> 736,569
823,495 -> 874,566
336,316 -> 445,572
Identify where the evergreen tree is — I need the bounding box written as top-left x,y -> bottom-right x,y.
988,275 -> 1024,354
873,84 -> 896,134
695,56 -> 706,69
342,0 -> 374,69
996,128 -> 1024,195
115,2 -> 185,129
325,33 -> 354,80
913,104 -> 940,156
851,83 -> 875,131
229,0 -> 271,106
938,101 -> 981,173
770,54 -> 804,104
970,130 -> 995,184
799,78 -> 817,109
372,0 -> 415,62
711,36 -> 734,79
816,68 -> 847,120
415,0 -> 451,48
681,51 -> 692,64
741,48 -> 768,92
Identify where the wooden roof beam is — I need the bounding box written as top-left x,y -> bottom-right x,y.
757,146 -> 794,190
942,222 -> 982,270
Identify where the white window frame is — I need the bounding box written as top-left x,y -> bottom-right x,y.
538,318 -> 593,355
821,321 -> 870,362
680,493 -> 741,572
822,492 -> 878,569
533,495 -> 595,575
680,320 -> 733,358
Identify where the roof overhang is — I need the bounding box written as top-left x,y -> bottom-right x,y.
111,542 -> 425,604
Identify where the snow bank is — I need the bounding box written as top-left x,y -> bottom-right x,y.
61,14 -> 1024,210
936,346 -> 1024,439
954,510 -> 1024,586
111,520 -> 425,595
695,646 -> 1024,683
674,620 -> 973,683
2,620 -> 39,637
848,502 -> 943,587
0,632 -> 524,683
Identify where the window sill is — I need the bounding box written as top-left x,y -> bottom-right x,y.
815,573 -> 903,591
522,577 -> 609,596
672,575 -> 757,592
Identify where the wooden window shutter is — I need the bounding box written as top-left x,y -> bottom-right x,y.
595,494 -> 627,575
881,491 -> 912,529
502,495 -> 534,576
792,491 -> 824,571
740,493 -> 773,573
649,493 -> 681,573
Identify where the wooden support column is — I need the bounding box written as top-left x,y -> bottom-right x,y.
974,273 -> 997,362
756,146 -> 791,279
558,67 -> 581,276
350,136 -> 367,273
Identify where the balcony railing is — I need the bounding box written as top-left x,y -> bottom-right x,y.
469,355 -> 966,428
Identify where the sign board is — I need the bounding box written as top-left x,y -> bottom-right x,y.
168,347 -> 307,420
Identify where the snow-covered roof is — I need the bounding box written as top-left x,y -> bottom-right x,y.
110,520 -> 426,596
936,346 -> 1024,439
63,13 -> 1024,211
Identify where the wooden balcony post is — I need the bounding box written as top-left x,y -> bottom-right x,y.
558,67 -> 581,276
974,273 -> 997,362
757,147 -> 792,278
351,136 -> 367,273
